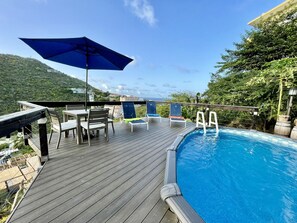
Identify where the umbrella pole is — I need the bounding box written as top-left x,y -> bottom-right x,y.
85,67 -> 88,110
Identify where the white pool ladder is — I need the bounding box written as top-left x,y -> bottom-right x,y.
196,111 -> 219,134
196,111 -> 206,134
209,111 -> 219,133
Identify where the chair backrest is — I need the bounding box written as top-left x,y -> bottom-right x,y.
146,101 -> 157,114
47,108 -> 61,131
66,104 -> 85,110
170,103 -> 182,116
122,102 -> 136,119
87,109 -> 109,127
104,105 -> 115,119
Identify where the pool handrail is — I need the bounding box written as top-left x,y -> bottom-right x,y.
196,111 -> 206,134
209,111 -> 219,133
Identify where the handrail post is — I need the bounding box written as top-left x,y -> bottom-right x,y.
23,124 -> 32,145
38,115 -> 49,164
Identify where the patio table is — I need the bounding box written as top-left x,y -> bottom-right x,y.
63,109 -> 88,145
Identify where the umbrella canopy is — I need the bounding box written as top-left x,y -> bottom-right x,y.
20,37 -> 133,108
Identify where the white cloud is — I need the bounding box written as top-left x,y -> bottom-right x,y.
124,0 -> 157,26
145,83 -> 156,87
163,83 -> 177,89
102,83 -> 109,90
174,65 -> 199,74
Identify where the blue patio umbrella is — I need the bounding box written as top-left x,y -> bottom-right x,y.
20,37 -> 133,109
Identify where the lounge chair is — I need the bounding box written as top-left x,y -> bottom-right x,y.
122,102 -> 149,132
169,103 -> 186,128
48,108 -> 77,149
146,101 -> 161,122
80,109 -> 109,146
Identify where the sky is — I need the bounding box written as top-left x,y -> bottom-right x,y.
0,0 -> 284,99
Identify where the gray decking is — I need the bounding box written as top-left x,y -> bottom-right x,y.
8,119 -> 194,223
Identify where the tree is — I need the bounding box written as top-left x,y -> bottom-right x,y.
170,92 -> 195,103
247,58 -> 297,117
216,5 -> 297,75
204,6 -> 297,130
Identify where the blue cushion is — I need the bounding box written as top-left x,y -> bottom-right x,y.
147,114 -> 160,117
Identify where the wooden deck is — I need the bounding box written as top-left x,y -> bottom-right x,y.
8,119 -> 194,223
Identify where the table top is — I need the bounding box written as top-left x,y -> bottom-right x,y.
63,108 -> 109,117
63,109 -> 88,117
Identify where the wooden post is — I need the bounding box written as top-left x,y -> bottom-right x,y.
23,124 -> 32,145
5,181 -> 9,192
205,105 -> 210,125
38,115 -> 49,164
18,166 -> 27,181
251,108 -> 258,130
63,111 -> 69,138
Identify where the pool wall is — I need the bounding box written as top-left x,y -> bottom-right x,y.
160,127 -> 205,223
161,127 -> 297,223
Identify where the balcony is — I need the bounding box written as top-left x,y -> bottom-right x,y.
1,101 -> 258,223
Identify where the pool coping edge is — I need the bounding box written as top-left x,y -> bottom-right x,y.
161,127 -> 205,223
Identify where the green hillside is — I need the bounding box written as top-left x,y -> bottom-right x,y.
0,54 -> 104,115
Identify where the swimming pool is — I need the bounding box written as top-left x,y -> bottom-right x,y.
161,128 -> 297,223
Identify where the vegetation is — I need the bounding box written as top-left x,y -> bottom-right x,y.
11,134 -> 34,156
0,178 -> 26,223
0,54 -> 111,115
204,6 -> 297,131
0,144 -> 9,152
0,136 -> 35,222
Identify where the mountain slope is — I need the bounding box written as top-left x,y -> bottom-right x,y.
0,54 -> 98,115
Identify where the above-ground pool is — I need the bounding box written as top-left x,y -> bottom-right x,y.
176,128 -> 297,223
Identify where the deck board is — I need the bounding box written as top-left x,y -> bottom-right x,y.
142,199 -> 170,223
122,183 -> 164,223
8,119 -> 194,223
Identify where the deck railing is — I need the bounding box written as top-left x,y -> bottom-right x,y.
0,101 -> 49,164
0,101 -> 259,163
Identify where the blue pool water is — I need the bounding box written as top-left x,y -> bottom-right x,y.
177,129 -> 297,223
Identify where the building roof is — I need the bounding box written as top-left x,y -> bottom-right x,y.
248,0 -> 297,26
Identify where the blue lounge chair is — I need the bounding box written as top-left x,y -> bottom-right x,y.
146,101 -> 161,122
169,103 -> 186,128
122,102 -> 149,132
